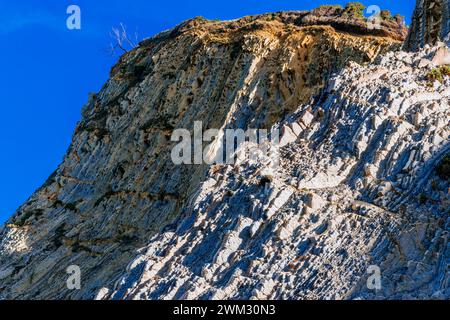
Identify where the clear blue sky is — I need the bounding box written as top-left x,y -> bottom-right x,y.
0,0 -> 415,224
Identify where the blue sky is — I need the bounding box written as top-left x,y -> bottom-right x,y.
0,0 -> 415,224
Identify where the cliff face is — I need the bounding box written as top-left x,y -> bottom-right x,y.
405,0 -> 450,50
0,4 -> 447,301
0,10 -> 404,300
111,45 -> 450,300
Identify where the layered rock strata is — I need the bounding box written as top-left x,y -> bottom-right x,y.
405,0 -> 450,50
109,44 -> 450,300
0,3 -> 448,300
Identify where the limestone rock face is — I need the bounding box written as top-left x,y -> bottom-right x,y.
0,5 -> 448,300
108,44 -> 450,301
0,11 -> 403,300
405,0 -> 450,50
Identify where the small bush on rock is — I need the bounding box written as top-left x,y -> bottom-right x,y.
427,65 -> 450,83
343,2 -> 366,19
380,10 -> 392,20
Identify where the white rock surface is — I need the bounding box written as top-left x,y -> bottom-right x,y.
108,44 -> 450,300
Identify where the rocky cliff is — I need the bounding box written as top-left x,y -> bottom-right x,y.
109,44 -> 449,300
405,0 -> 450,50
0,3 -> 448,300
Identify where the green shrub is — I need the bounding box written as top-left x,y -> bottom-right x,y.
380,10 -> 392,20
343,2 -> 366,19
426,65 -> 450,83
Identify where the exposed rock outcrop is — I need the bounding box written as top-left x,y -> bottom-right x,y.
109,43 -> 449,300
295,4 -> 408,41
405,0 -> 450,50
0,8 -> 403,300
0,3 -> 448,300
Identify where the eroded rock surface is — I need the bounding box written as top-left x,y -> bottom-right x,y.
0,10 -> 403,300
109,45 -> 449,300
405,0 -> 450,50
0,4 -> 448,300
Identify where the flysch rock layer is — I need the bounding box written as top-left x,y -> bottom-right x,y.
405,0 -> 450,51
0,4 -> 448,300
0,10 -> 404,300
108,43 -> 449,300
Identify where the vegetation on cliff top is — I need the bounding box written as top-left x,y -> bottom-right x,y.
316,2 -> 405,24
426,65 -> 450,84
343,2 -> 365,19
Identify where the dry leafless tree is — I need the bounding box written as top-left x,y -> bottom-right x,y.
108,23 -> 139,55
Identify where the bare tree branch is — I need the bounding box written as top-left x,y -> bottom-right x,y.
108,23 -> 139,56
